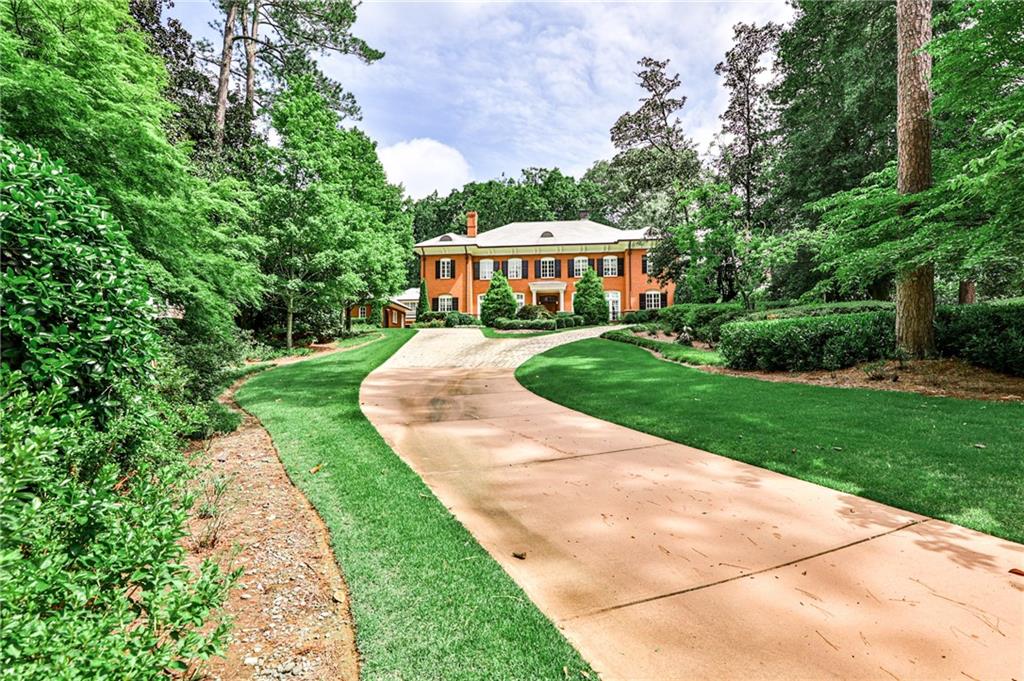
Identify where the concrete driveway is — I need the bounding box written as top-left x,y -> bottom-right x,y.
361,328 -> 1024,680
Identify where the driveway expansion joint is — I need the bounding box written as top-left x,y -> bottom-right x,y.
563,519 -> 932,622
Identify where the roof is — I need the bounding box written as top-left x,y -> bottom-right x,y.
395,287 -> 420,301
386,298 -> 413,312
415,219 -> 652,249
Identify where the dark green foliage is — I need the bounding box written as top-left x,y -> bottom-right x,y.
236,332 -> 594,677
0,139 -> 159,418
734,300 -> 894,323
658,303 -> 745,342
516,304 -> 553,320
369,303 -> 384,327
518,340 -> 1024,542
493,318 -> 558,331
936,303 -> 1024,376
600,329 -> 725,366
416,279 -> 429,318
416,311 -> 447,323
718,312 -> 896,371
573,269 -> 608,325
621,309 -> 661,324
443,311 -> 478,327
479,271 -> 517,326
572,315 -> 585,327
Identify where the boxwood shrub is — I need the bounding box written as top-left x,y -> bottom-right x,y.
493,317 -> 558,330
936,302 -> 1024,376
573,315 -> 585,327
719,311 -> 896,371
660,303 -> 745,342
734,300 -> 894,324
443,311 -> 478,327
620,309 -> 660,324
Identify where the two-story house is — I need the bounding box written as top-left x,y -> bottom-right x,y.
415,211 -> 674,320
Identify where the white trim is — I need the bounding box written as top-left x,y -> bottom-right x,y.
573,256 -> 589,278
439,258 -> 453,279
507,257 -> 523,279
438,294 -> 454,312
644,290 -> 663,310
477,293 -> 485,314
514,292 -> 525,309
603,255 -> 618,277
606,291 -> 621,321
479,258 -> 494,280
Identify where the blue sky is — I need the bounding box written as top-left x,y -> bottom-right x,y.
171,1 -> 794,198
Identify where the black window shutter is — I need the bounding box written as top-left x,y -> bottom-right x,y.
555,259 -> 562,277
435,260 -> 441,279
535,259 -> 541,278
431,297 -> 439,311
501,260 -> 508,276
473,262 -> 480,280
451,260 -> 456,278
661,293 -> 668,308
639,296 -> 647,310
618,257 -> 625,275
597,258 -> 605,276
452,297 -> 459,311
642,255 -> 648,274
588,258 -> 595,273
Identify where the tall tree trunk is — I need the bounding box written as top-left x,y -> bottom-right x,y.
241,0 -> 259,118
214,1 -> 238,148
286,295 -> 294,350
894,0 -> 935,357
958,280 -> 976,304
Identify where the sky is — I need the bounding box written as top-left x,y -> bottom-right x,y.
170,1 -> 794,199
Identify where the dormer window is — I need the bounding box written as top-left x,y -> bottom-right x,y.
439,235 -> 453,242
540,231 -> 554,238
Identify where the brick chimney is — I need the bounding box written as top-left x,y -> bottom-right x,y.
578,209 -> 590,220
466,211 -> 478,237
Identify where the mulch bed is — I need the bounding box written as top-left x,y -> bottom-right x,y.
702,358 -> 1024,402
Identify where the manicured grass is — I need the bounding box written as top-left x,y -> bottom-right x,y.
602,329 -> 725,366
235,329 -> 592,680
517,339 -> 1024,543
480,326 -> 574,339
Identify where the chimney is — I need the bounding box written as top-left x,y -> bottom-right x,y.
578,209 -> 590,220
466,211 -> 478,237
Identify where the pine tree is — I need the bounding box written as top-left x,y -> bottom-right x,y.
416,279 -> 429,318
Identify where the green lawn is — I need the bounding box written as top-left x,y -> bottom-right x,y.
516,339 -> 1024,543
235,329 -> 592,680
603,330 -> 725,366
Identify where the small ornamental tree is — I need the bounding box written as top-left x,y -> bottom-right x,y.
416,279 -> 429,318
480,271 -> 517,326
369,303 -> 383,327
574,268 -> 609,325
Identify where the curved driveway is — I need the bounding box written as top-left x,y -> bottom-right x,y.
361,328 -> 1023,680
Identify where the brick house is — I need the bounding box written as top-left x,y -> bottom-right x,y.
414,212 -> 674,320
348,298 -> 412,328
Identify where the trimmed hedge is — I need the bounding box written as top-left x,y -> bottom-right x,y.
936,303 -> 1024,376
719,312 -> 896,371
601,329 -> 726,366
734,300 -> 894,323
443,311 -> 478,327
620,309 -> 660,324
660,303 -> 745,342
493,317 -> 558,330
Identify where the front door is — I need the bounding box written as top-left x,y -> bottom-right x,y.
538,294 -> 559,313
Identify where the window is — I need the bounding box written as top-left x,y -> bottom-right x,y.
477,293 -> 485,314
440,235 -> 453,242
479,259 -> 494,280
540,257 -> 556,279
391,310 -> 398,325
357,306 -> 367,318
438,295 -> 454,312
606,291 -> 621,321
603,255 -> 618,277
515,292 -> 525,309
540,230 -> 554,238
507,258 -> 522,279
573,256 -> 589,278
644,291 -> 663,310
641,253 -> 650,275
439,259 -> 453,279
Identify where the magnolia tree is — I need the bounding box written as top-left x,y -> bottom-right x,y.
480,271 -> 517,326
574,269 -> 609,324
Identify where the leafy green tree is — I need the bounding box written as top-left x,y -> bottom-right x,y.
480,271 -> 517,326
574,269 -> 609,325
259,78 -> 410,346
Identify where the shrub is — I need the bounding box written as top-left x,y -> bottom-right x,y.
734,300 -> 894,324
659,303 -> 745,342
480,271 -> 518,326
600,329 -> 726,366
416,279 -> 429,319
936,302 -> 1024,376
417,311 -> 447,323
621,309 -> 661,324
719,311 -> 896,371
493,317 -> 557,330
516,304 -> 552,320
574,269 -> 609,325
414,319 -> 445,328
444,311 -> 478,327
572,315 -> 585,327
0,139 -> 159,419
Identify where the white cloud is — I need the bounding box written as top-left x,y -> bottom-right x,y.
378,138 -> 472,199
